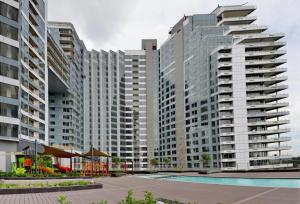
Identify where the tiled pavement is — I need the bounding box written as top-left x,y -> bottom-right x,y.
0,174 -> 299,204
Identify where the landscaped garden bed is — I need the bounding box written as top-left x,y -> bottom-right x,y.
0,170 -> 93,180
0,181 -> 102,194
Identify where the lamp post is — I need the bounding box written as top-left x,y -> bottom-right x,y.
34,139 -> 37,174
131,159 -> 134,175
91,144 -> 94,177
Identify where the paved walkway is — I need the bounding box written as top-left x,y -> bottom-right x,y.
0,174 -> 299,204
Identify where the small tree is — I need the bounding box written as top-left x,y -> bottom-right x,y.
201,153 -> 211,170
163,157 -> 171,168
112,156 -> 121,169
149,158 -> 159,169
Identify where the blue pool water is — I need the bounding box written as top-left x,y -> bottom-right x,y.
141,175 -> 300,188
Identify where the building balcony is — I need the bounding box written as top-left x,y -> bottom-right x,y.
249,145 -> 291,152
247,102 -> 288,110
245,58 -> 287,67
218,96 -> 233,102
246,76 -> 288,85
218,79 -> 232,85
246,67 -> 287,76
237,33 -> 285,44
225,25 -> 267,35
219,105 -> 233,111
28,78 -> 40,90
248,128 -> 290,135
248,163 -> 293,170
217,16 -> 257,26
244,41 -> 286,50
220,132 -> 235,137
219,114 -> 234,119
60,36 -> 73,43
248,136 -> 291,144
218,87 -> 233,93
218,62 -> 232,69
214,5 -> 256,18
217,53 -> 232,59
61,44 -> 74,50
220,140 -> 235,145
29,12 -> 39,27
249,155 -> 291,161
246,84 -> 288,93
219,123 -> 234,128
220,158 -> 237,162
247,111 -> 289,119
246,93 -> 288,102
220,148 -> 235,153
218,71 -> 232,77
245,50 -> 286,59
248,120 -> 289,127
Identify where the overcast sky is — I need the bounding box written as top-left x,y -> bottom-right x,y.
48,0 -> 300,156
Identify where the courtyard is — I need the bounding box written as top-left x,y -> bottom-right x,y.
0,172 -> 299,204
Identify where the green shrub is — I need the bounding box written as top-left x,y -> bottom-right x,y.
66,171 -> 80,177
97,201 -> 108,204
118,190 -> 156,204
0,181 -> 92,189
15,168 -> 26,176
58,195 -> 71,204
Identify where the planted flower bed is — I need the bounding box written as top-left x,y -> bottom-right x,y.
0,170 -> 93,180
0,181 -> 102,194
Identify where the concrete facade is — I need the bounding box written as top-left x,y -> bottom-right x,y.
82,41 -> 159,170
0,0 -> 47,171
159,5 -> 291,171
47,22 -> 86,152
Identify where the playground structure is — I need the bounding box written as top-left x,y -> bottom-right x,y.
81,160 -> 109,176
10,145 -> 125,177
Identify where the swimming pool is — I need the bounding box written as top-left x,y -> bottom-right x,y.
140,175 -> 300,188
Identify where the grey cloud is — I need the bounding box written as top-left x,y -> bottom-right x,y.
48,0 -> 136,50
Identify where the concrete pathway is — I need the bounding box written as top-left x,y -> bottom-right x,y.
0,175 -> 299,204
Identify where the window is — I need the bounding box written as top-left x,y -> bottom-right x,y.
0,62 -> 18,79
0,82 -> 18,99
0,2 -> 18,21
0,42 -> 18,60
0,122 -> 18,138
0,22 -> 18,40
0,102 -> 18,118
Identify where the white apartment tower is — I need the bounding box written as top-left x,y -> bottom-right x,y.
159,5 -> 291,171
84,40 -> 159,169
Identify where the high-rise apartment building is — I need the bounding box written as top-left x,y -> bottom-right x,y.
83,49 -> 122,155
47,22 -> 86,151
83,40 -> 159,169
0,2 -> 292,172
123,39 -> 159,169
159,5 -> 291,170
47,29 -> 71,148
0,0 -> 47,171
123,49 -> 151,169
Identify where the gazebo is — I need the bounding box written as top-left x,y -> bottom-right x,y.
41,145 -> 81,172
83,148 -> 110,157
82,148 -> 111,176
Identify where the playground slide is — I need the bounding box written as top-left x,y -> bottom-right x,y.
54,164 -> 71,173
39,166 -> 57,175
